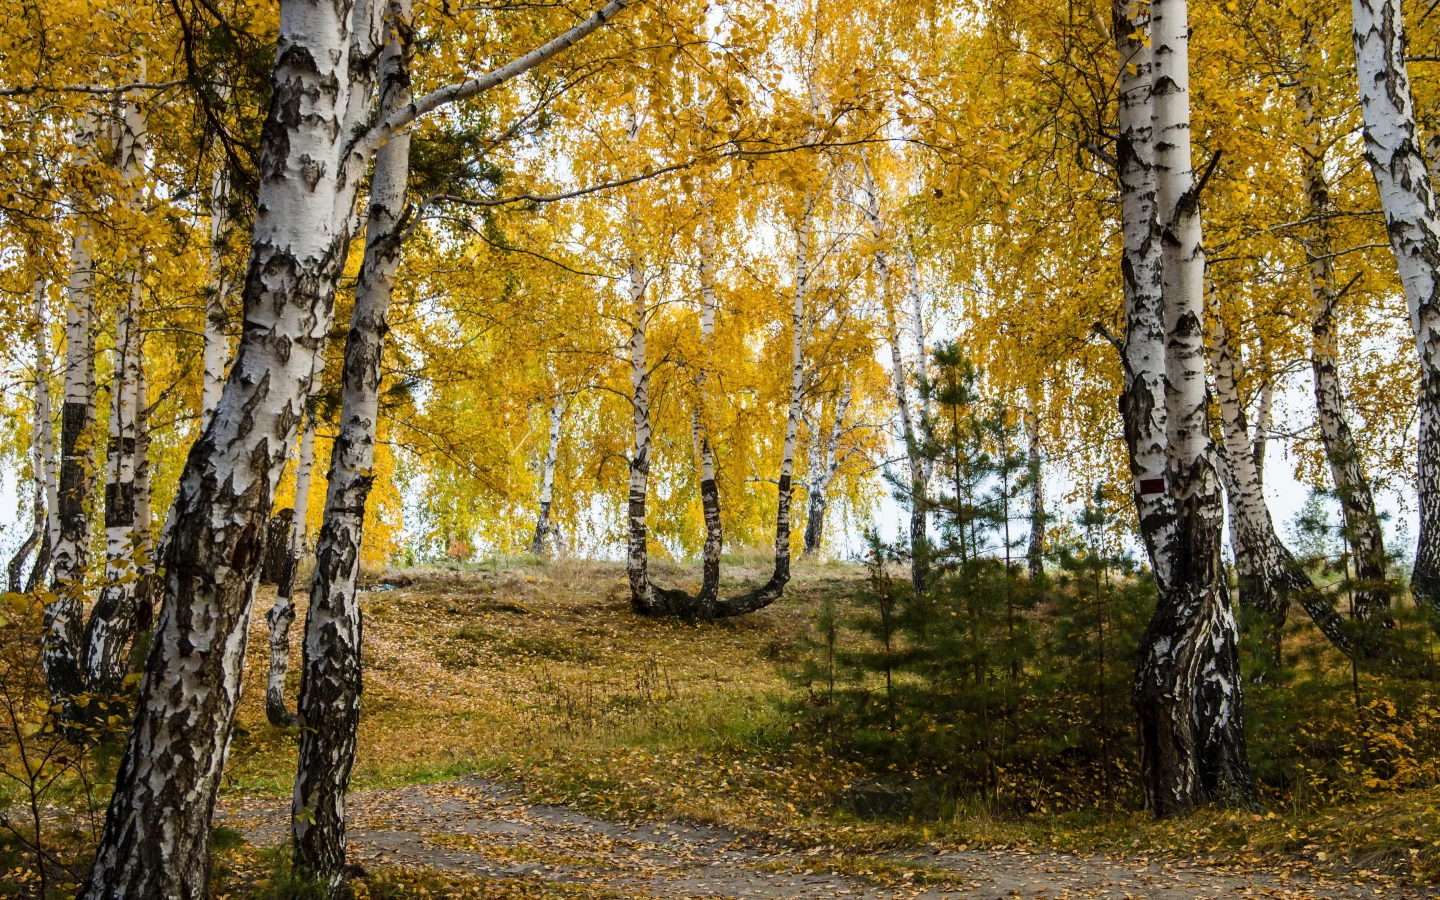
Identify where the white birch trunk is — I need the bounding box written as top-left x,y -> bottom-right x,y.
203,163 -> 233,430
865,167 -> 927,593
1349,0 -> 1440,614
1299,34 -> 1394,636
1024,403 -> 1045,580
1147,0 -> 1250,809
86,82 -> 149,696
82,0 -> 388,891
802,387 -> 851,556
532,391 -> 562,556
625,256 -> 655,613
9,275 -> 50,593
692,222 -> 722,612
1210,298 -> 1354,661
292,2 -> 413,881
46,108 -> 101,705
906,249 -> 934,488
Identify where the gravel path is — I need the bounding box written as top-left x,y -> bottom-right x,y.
222,777 -> 1432,898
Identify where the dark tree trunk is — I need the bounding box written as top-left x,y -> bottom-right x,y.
263,508 -> 296,584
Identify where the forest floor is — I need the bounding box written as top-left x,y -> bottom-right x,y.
211,557 -> 1440,899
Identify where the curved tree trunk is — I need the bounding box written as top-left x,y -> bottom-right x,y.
1210,297 -> 1354,662
1112,0 -> 1250,816
1297,37 -> 1395,639
292,3 -> 413,885
1348,0 -> 1440,620
80,0 -> 387,891
1149,0 -> 1250,808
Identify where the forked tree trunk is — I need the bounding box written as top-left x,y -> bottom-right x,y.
46,108 -> 101,707
1348,0 -> 1440,619
803,387 -> 851,557
1024,403 -> 1045,579
531,391 -> 562,556
1298,35 -> 1394,639
1210,297 -> 1353,661
1112,0 -> 1249,816
81,0 -> 387,892
267,407 -> 316,727
1144,0 -> 1251,810
292,3 -> 413,882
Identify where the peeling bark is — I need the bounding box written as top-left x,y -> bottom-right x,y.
293,2 -> 413,883
81,0 -> 388,890
1348,0 -> 1440,617
1210,298 -> 1354,661
46,108 -> 101,706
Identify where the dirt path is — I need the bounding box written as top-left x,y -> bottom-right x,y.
223,777 -> 1428,899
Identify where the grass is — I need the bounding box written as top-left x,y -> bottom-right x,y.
208,556 -> 1440,890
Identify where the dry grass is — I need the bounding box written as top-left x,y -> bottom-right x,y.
216,557 -> 1440,888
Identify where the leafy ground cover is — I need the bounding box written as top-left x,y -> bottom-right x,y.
209,556 -> 1440,896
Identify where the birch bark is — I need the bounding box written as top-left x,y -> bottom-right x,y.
1210,300 -> 1354,660
203,163 -> 233,430
1146,0 -> 1250,809
82,0 -> 387,891
531,391 -> 562,556
267,403 -> 317,727
85,82 -> 149,696
803,388 -> 851,557
46,108 -> 101,706
1024,403 -> 1045,580
625,254 -> 655,614
9,275 -> 50,593
865,168 -> 927,593
293,1 -> 413,881
1348,0 -> 1440,616
1298,36 -> 1394,637
693,223 -> 722,612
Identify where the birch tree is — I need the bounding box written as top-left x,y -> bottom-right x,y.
266,402 -> 318,728
84,80 -> 149,697
291,0 -> 416,879
45,109 -> 101,706
1114,0 -> 1251,815
1348,0 -> 1440,619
